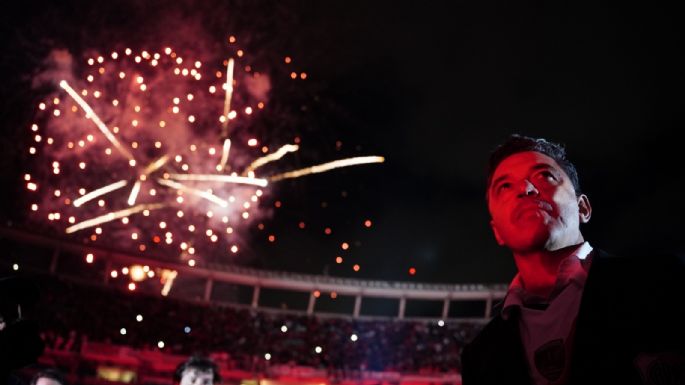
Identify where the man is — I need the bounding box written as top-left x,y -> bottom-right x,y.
174,355 -> 221,385
461,135 -> 685,385
29,369 -> 67,385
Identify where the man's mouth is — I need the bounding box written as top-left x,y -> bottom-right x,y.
512,200 -> 553,221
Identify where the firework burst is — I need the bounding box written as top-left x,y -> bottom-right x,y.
24,39 -> 384,265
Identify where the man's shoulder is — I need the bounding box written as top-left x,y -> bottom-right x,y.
461,312 -> 530,383
463,314 -> 512,356
586,248 -> 685,322
592,248 -> 685,284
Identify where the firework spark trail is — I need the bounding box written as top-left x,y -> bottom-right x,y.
72,180 -> 128,207
143,155 -> 170,175
168,173 -> 268,187
127,181 -> 142,206
218,139 -> 231,171
218,58 -> 235,171
59,80 -> 136,163
160,269 -> 178,296
244,144 -> 299,174
156,178 -> 229,207
221,58 -> 235,138
268,156 -> 386,182
127,156 -> 169,206
65,203 -> 166,234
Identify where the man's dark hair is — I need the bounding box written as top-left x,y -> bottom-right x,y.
173,355 -> 220,383
486,134 -> 581,195
30,368 -> 67,385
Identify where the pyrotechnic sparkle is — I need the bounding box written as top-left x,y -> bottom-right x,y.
59,80 -> 135,162
244,144 -> 299,174
65,203 -> 166,234
73,180 -> 128,207
26,41 -> 384,267
268,156 -> 386,182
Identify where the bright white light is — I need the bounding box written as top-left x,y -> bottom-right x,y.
264,353 -> 271,360
350,334 -> 358,342
157,341 -> 165,349
12,264 -> 19,271
120,328 -> 127,335
184,326 -> 191,334
314,346 -> 322,354
136,314 -> 143,322
280,325 -> 288,333
438,319 -> 445,327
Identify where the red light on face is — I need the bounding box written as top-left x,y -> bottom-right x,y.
324,227 -> 332,235
152,236 -> 161,243
409,267 -> 416,275
298,221 -> 306,229
274,201 -> 282,208
335,256 -> 343,264
353,264 -> 360,272
313,290 -> 321,298
268,235 -> 276,242
364,220 -> 372,228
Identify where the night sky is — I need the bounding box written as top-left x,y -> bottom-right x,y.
1,1 -> 684,285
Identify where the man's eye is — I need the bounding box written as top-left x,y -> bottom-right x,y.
538,171 -> 557,180
497,183 -> 511,192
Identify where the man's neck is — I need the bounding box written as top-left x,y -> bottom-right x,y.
512,241 -> 585,299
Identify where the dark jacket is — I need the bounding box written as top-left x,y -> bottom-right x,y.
461,250 -> 685,385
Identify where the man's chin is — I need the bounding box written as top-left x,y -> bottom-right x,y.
506,229 -> 551,252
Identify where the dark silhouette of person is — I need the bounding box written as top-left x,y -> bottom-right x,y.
0,276 -> 45,385
174,355 -> 221,385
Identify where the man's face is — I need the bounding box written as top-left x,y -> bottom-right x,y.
487,151 -> 591,253
180,368 -> 214,385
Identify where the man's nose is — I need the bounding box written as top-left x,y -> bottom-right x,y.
517,180 -> 539,197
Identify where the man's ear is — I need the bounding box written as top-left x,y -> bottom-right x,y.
490,220 -> 505,246
577,194 -> 592,223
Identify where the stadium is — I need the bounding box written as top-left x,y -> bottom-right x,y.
1,226 -> 505,385
3,1 -> 685,385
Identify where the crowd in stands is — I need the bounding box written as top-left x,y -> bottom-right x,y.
35,276 -> 482,375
